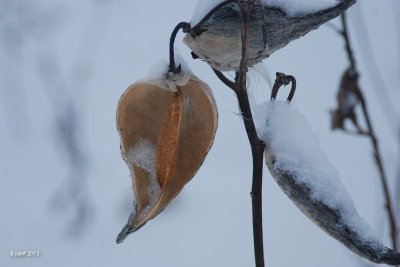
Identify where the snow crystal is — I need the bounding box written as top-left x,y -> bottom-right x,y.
254,101 -> 380,243
128,138 -> 161,213
191,0 -> 340,26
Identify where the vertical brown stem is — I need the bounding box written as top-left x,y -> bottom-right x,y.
236,2 -> 266,267
212,2 -> 266,266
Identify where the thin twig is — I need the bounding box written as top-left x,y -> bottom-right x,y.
212,68 -> 237,91
341,12 -> 398,251
341,15 -> 356,73
359,93 -> 398,251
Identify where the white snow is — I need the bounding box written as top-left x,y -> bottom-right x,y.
254,101 -> 380,244
128,138 -> 161,212
263,0 -> 340,17
191,0 -> 224,26
146,52 -> 192,89
128,138 -> 156,174
146,59 -> 169,81
191,0 -> 340,25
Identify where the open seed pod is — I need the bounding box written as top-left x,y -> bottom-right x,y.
184,0 -> 356,71
116,71 -> 217,243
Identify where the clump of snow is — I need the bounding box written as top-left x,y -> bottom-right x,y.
254,101 -> 380,244
128,138 -> 161,214
262,0 -> 340,17
191,0 -> 340,26
191,0 -> 224,26
128,138 -> 156,174
146,59 -> 169,81
146,52 -> 192,90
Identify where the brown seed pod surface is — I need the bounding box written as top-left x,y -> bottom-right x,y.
116,74 -> 217,242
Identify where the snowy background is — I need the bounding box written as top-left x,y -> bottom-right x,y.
1,0 -> 399,267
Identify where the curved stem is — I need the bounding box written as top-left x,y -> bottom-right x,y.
212,68 -> 237,91
169,22 -> 190,74
270,72 -> 296,102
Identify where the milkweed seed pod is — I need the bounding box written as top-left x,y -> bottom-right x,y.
116,69 -> 217,243
258,101 -> 400,265
184,0 -> 356,71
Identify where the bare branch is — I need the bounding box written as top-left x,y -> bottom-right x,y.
339,12 -> 398,252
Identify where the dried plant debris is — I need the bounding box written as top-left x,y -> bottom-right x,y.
330,68 -> 366,134
254,101 -> 400,265
184,0 -> 356,71
116,67 -> 218,243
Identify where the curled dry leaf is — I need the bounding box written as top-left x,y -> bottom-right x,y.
116,74 -> 217,243
330,68 -> 365,134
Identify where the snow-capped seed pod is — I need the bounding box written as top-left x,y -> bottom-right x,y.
116,68 -> 217,243
184,0 -> 356,71
254,101 -> 400,265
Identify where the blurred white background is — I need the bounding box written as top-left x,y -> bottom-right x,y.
1,1 -> 399,266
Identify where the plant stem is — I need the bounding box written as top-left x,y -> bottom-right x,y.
340,14 -> 356,72
235,80 -> 266,267
341,12 -> 398,251
168,22 -> 191,74
359,93 -> 398,251
212,2 -> 266,265
236,2 -> 266,266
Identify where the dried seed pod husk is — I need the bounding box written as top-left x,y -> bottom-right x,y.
261,101 -> 400,265
116,74 -> 217,243
265,153 -> 400,265
184,0 -> 356,71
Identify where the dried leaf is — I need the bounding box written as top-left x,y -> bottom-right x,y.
330,68 -> 365,134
